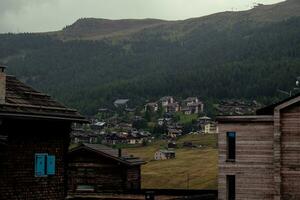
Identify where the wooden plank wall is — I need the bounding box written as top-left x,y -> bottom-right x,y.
0,119 -> 70,200
68,149 -> 142,194
218,122 -> 274,200
281,105 -> 300,200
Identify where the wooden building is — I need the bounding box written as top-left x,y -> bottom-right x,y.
0,66 -> 86,200
217,94 -> 300,200
68,143 -> 145,194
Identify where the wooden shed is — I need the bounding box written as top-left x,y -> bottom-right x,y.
154,149 -> 175,160
0,66 -> 87,200
217,94 -> 300,200
68,143 -> 145,195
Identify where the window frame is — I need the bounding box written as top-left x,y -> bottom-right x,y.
226,132 -> 236,161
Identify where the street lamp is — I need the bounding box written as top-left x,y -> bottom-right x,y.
278,76 -> 300,97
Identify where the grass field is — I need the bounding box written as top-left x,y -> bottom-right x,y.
125,134 -> 218,190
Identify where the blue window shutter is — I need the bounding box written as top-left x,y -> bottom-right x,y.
47,155 -> 55,175
35,154 -> 47,177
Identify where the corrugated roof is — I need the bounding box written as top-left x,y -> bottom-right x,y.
0,76 -> 87,122
69,143 -> 146,166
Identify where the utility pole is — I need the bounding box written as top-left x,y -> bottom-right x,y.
187,173 -> 190,190
277,76 -> 300,97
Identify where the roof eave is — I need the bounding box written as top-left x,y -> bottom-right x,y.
217,115 -> 274,122
0,112 -> 88,123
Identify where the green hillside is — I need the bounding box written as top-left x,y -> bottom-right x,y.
1,0 -> 300,114
125,134 -> 218,189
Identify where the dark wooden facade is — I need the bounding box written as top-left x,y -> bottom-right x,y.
217,95 -> 300,200
68,143 -> 145,195
0,66 -> 86,200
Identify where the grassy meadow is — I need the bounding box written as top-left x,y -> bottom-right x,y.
125,134 -> 218,189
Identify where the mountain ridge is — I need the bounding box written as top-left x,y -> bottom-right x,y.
1,0 -> 300,115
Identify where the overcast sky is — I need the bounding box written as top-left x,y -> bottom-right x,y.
0,0 -> 284,33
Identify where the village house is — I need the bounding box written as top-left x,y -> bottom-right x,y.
167,128 -> 183,138
0,66 -> 86,200
164,102 -> 180,113
160,96 -> 175,107
154,149 -> 176,160
217,94 -> 300,200
90,121 -> 106,131
203,122 -> 218,134
113,99 -> 129,108
71,129 -> 99,144
68,143 -> 145,194
181,97 -> 204,115
144,102 -> 159,112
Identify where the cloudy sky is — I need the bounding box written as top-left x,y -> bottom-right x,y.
0,0 -> 284,33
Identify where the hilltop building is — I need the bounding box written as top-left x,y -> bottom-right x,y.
0,66 -> 86,200
217,94 -> 300,200
182,97 -> 204,115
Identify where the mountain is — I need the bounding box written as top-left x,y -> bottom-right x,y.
1,0 -> 300,115
52,18 -> 169,40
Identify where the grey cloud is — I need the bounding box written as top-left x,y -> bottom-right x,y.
0,0 -> 285,33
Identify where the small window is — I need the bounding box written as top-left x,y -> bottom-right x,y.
35,153 -> 56,177
227,175 -> 235,200
227,132 -> 236,160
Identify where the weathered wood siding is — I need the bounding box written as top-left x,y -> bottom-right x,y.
0,119 -> 71,200
281,104 -> 300,200
126,166 -> 141,190
218,122 -> 274,200
68,149 -> 141,194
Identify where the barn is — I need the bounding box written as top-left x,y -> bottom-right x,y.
0,65 -> 87,200
68,143 -> 145,195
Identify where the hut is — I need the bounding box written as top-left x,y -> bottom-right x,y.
154,149 -> 176,160
0,66 -> 86,200
68,143 -> 145,194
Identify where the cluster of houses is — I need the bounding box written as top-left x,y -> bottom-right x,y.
4,63 -> 300,200
71,126 -> 153,145
145,96 -> 204,115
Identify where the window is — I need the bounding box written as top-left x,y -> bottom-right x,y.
35,153 -> 56,177
227,175 -> 235,200
227,132 -> 236,160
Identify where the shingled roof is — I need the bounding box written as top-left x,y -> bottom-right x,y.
0,75 -> 87,122
69,143 -> 146,166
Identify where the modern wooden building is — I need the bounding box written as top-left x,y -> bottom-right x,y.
0,66 -> 86,200
217,94 -> 300,200
68,143 -> 145,195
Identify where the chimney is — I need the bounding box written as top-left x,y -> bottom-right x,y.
0,65 -> 6,104
118,148 -> 122,158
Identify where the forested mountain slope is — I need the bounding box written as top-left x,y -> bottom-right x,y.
1,0 -> 300,114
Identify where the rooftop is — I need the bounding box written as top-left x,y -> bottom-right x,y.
0,75 -> 86,122
69,143 -> 146,166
